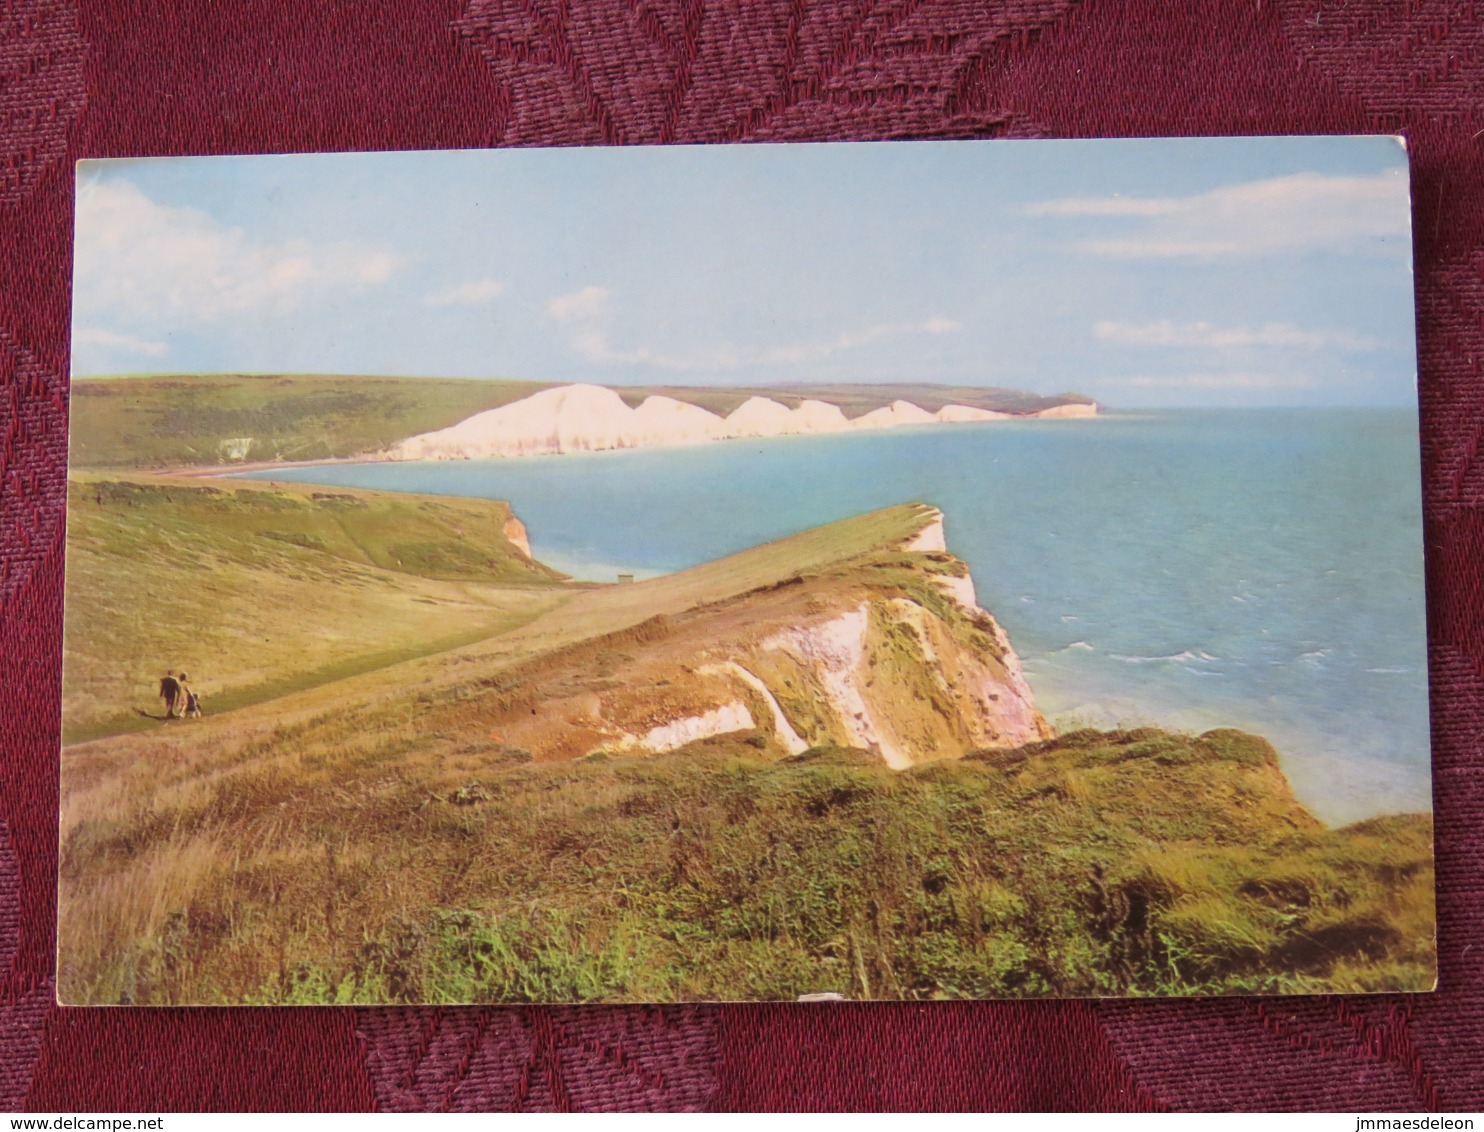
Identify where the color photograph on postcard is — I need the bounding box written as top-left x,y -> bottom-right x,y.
58,138 -> 1434,1005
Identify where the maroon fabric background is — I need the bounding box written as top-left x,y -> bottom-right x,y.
1,0 -> 1481,1112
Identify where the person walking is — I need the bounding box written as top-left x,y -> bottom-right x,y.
179,673 -> 200,718
159,672 -> 182,719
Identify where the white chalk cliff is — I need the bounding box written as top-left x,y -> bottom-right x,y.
389,383 -> 1094,461
852,399 -> 938,430
489,504 -> 1051,768
721,395 -> 853,438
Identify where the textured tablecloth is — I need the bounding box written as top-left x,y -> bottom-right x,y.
2,0 -> 1481,1112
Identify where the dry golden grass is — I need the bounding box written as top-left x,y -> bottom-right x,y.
57,726 -> 1434,1004
57,495 -> 1433,1004
62,473 -> 569,742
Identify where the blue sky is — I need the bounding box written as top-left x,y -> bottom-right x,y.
71,137 -> 1417,407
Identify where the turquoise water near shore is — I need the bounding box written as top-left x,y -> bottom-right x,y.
243,409 -> 1430,824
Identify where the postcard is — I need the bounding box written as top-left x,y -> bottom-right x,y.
59,137 -> 1433,1005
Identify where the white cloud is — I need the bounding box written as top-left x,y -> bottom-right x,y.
571,316 -> 962,372
73,327 -> 168,358
1094,319 -> 1382,351
1028,197 -> 1178,218
547,285 -> 611,322
1026,172 -> 1410,258
359,256 -> 394,284
922,315 -> 961,335
425,279 -> 506,307
73,178 -> 398,329
1115,372 -> 1317,390
71,325 -> 171,373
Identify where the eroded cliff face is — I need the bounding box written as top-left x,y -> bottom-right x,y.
745,595 -> 1047,768
501,515 -> 532,558
484,505 -> 1050,768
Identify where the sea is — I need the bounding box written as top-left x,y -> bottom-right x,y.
241,409 -> 1431,825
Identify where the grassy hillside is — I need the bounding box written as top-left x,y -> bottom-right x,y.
68,374 -> 1096,468
57,727 -> 1433,1005
453,502 -> 942,663
63,493 -> 931,745
62,473 -> 569,742
58,494 -> 1433,1005
67,374 -> 553,468
425,503 -> 1045,764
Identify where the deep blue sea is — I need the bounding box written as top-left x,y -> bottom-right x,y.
242,410 -> 1431,824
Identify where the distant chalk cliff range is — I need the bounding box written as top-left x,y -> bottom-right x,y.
389,383 -> 1098,461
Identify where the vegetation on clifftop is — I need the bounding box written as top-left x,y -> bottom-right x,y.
58,726 -> 1433,1005
68,373 -> 1096,468
68,374 -> 555,467
58,484 -> 1434,1006
62,475 -> 566,742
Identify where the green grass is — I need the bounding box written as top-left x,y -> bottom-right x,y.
68,374 -> 554,468
68,373 -> 1095,468
434,502 -> 943,671
56,486 -> 1432,1006
57,728 -> 1434,1005
62,473 -> 569,741
62,491 -> 935,744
